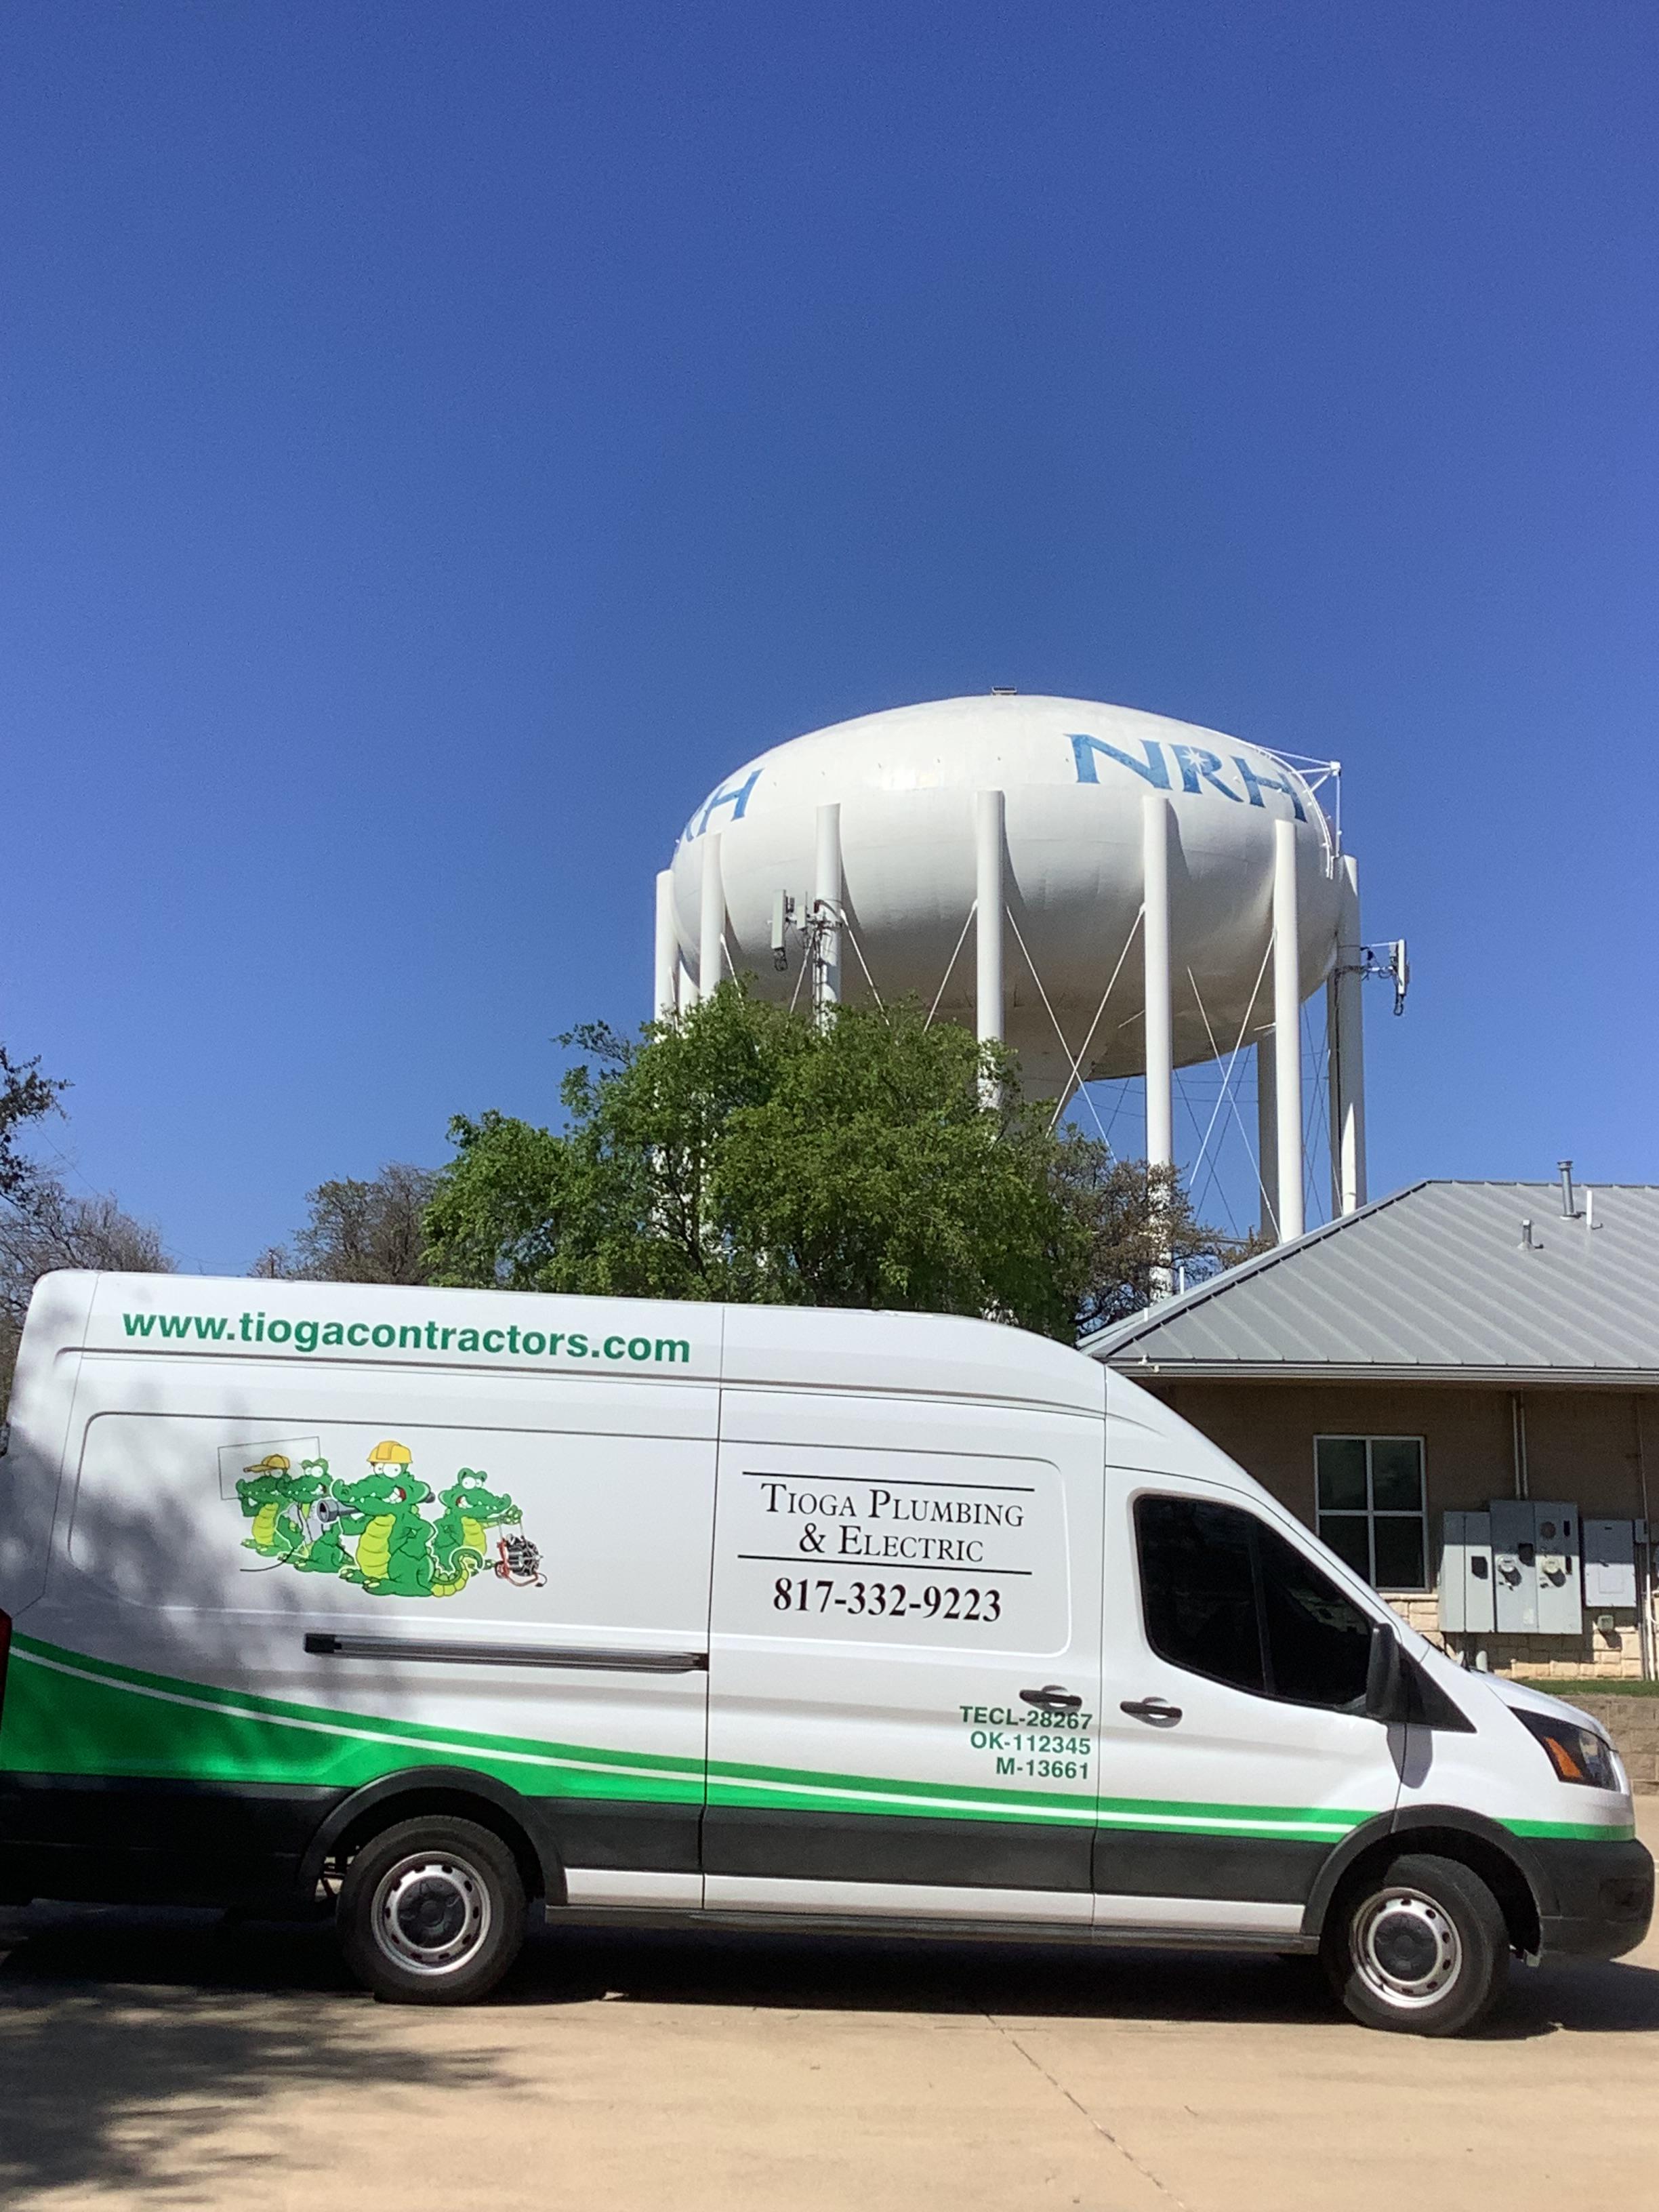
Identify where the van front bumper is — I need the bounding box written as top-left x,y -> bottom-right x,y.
1530,1835 -> 1654,1964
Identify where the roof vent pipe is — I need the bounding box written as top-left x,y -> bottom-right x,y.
1559,1160 -> 1577,1218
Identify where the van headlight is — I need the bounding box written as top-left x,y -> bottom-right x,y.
1513,1709 -> 1622,1791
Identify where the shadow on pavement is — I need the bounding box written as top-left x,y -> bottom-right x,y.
501,1919 -> 1659,2038
9,1900 -> 1658,2039
1477,1958 -> 1659,2038
0,1905 -> 513,2203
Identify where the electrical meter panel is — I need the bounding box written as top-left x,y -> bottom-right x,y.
1490,1499 -> 1582,1635
1438,1511 -> 1494,1635
1490,1498 -> 1539,1633
1584,1520 -> 1637,1610
1532,1503 -> 1582,1634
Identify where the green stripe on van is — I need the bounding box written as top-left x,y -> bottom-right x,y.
6,1634 -> 1629,1847
1500,1816 -> 1638,1843
7,1632 -> 703,1777
3,1634 -> 1370,1836
3,1637 -> 701,1803
701,1755 -> 1367,1839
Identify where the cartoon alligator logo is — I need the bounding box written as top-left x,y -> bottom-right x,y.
235,1439 -> 543,1599
237,1455 -> 327,1562
430,1472 -> 525,1596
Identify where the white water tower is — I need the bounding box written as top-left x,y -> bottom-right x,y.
654,693 -> 1390,1240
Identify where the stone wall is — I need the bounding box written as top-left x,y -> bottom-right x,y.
1553,1696 -> 1659,1795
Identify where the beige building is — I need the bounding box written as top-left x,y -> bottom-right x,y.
1085,1179 -> 1659,1682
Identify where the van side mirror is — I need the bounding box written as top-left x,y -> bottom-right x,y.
1364,1622 -> 1410,1724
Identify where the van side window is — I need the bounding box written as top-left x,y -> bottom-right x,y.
1134,1496 -> 1372,1712
1134,1497 -> 1265,1695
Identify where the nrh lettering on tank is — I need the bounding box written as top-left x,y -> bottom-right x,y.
680,733 -> 1305,842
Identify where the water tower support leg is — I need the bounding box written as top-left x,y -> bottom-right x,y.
975,790 -> 1005,1099
1141,795 -> 1174,1171
1256,1036 -> 1278,1238
815,802 -> 842,1016
1272,819 -> 1304,1241
1330,853 -> 1367,1213
698,832 -> 724,1006
654,869 -> 678,1021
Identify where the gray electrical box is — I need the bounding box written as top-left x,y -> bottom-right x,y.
1490,1499 -> 1582,1635
1439,1511 -> 1494,1635
1532,1502 -> 1582,1635
1584,1519 -> 1637,1610
1491,1498 -> 1540,1633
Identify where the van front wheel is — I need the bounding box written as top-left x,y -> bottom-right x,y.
1325,1853 -> 1509,2037
338,1816 -> 526,2005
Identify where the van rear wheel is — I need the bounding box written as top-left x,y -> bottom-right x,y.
338,1816 -> 526,2005
1325,1853 -> 1509,2037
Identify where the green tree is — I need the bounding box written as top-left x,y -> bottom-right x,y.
426,986 -> 1248,1339
426,985 -> 1089,1338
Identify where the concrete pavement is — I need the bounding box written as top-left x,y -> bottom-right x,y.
2,1801 -> 1656,2211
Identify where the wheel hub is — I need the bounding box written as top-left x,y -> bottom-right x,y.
398,1875 -> 469,1948
1353,1888 -> 1462,2009
371,1852 -> 493,1977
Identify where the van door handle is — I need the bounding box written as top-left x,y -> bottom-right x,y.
1120,1698 -> 1183,1727
1021,1684 -> 1083,1712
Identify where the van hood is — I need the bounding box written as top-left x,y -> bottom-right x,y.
1480,1673 -> 1607,1736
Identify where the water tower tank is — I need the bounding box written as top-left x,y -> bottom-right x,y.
657,695 -> 1368,1240
668,694 -> 1336,1066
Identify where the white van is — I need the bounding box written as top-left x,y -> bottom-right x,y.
0,1273 -> 1649,2033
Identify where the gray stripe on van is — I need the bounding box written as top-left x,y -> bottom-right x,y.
302,1633 -> 708,1673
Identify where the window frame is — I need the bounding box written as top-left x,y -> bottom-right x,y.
1132,1491 -> 1378,1715
1313,1433 -> 1429,1593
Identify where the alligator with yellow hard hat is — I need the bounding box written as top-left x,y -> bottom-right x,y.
327,1440 -> 437,1597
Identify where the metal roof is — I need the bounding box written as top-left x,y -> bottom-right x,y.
1084,1180 -> 1659,1382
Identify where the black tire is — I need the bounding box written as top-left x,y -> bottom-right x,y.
1324,1851 -> 1510,2037
337,1816 -> 527,2005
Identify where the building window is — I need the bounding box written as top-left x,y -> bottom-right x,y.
1315,1436 -> 1427,1591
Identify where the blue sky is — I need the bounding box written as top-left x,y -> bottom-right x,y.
4,3 -> 1654,1271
